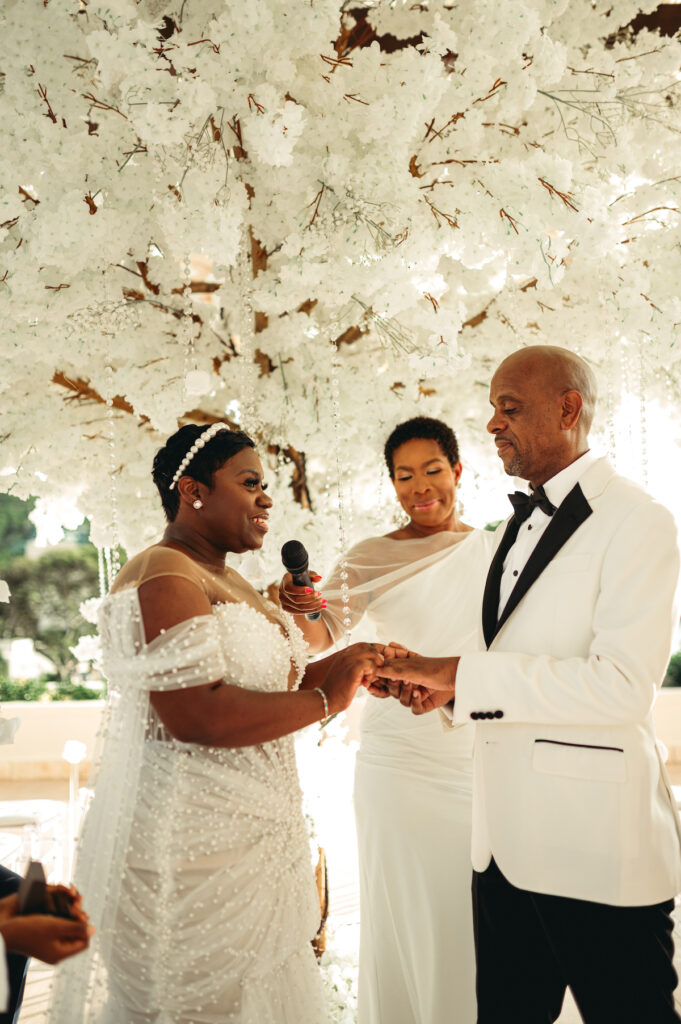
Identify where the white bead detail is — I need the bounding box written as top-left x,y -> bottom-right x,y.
169,423 -> 229,490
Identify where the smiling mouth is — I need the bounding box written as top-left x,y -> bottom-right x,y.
412,499 -> 440,511
251,516 -> 269,531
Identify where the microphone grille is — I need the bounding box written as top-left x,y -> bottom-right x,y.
281,539 -> 308,573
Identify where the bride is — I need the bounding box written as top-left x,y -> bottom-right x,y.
49,422 -> 383,1024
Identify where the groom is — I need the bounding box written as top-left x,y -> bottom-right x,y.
381,345 -> 681,1023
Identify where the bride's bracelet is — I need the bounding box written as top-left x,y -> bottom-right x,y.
312,686 -> 330,725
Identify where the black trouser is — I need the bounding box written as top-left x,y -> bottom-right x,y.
472,858 -> 680,1024
0,866 -> 28,1024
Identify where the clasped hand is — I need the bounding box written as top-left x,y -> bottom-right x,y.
364,644 -> 459,715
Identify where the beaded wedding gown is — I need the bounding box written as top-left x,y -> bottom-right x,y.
49,547 -> 328,1024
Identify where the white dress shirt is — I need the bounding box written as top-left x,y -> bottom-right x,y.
497,450 -> 598,618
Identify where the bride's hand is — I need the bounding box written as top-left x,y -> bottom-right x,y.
364,642 -> 410,698
321,643 -> 384,715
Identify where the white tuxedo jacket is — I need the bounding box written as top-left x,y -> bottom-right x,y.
453,457 -> 681,906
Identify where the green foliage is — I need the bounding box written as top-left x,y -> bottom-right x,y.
0,676 -> 102,702
0,547 -> 99,680
49,678 -> 103,701
663,651 -> 681,687
0,494 -> 36,568
0,678 -> 48,701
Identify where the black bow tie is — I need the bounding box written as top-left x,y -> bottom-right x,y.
508,485 -> 557,525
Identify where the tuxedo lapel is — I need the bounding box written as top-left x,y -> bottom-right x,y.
482,517 -> 520,648
489,483 -> 593,646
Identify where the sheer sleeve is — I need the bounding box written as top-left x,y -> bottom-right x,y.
321,532 -> 466,645
98,592 -> 227,693
110,545 -> 212,598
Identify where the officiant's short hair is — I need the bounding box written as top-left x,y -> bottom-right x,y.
384,417 -> 460,478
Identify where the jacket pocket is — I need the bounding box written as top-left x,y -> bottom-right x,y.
532,738 -> 626,783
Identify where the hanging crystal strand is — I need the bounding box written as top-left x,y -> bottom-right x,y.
103,546 -> 113,593
620,338 -> 634,474
104,365 -> 121,585
233,245 -> 258,436
638,336 -> 649,488
604,333 -> 617,463
97,546 -> 107,599
181,255 -> 210,400
329,346 -> 352,648
181,253 -> 193,402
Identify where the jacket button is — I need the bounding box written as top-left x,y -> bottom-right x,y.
471,712 -> 479,720
493,710 -> 503,719
485,711 -> 494,719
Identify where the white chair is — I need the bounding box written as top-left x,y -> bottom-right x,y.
0,831 -> 24,875
0,800 -> 66,880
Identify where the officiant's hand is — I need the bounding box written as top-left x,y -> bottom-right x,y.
278,570 -> 325,616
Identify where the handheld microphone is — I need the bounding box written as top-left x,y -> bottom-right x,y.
281,540 -> 321,621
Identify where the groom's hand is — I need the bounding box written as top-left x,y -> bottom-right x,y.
379,655 -> 459,693
407,686 -> 453,716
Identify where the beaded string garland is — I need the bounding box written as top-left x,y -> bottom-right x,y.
103,365 -> 121,590
329,347 -> 353,647
168,422 -> 229,491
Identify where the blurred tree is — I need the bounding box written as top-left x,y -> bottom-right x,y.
664,651 -> 681,687
0,547 -> 98,681
0,494 -> 36,568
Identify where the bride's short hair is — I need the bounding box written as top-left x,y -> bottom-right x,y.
384,416 -> 460,479
153,424 -> 255,520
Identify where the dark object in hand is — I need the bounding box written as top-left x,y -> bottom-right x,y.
17,862 -> 77,920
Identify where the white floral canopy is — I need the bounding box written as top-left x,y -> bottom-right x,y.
2,0 -> 680,583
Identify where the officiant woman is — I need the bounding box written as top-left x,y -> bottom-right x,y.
279,416 -> 495,1024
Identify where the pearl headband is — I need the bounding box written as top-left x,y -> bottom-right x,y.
168,423 -> 229,490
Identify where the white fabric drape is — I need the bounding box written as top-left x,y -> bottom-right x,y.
324,529 -> 494,1024
49,590 -> 326,1024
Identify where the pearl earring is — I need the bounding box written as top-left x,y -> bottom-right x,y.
192,499 -> 203,510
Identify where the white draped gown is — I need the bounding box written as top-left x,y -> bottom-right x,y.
49,546 -> 328,1024
323,529 -> 494,1024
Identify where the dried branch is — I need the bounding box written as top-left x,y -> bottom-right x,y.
538,177 -> 579,212
306,184 -> 326,228
473,78 -> 507,105
499,208 -> 520,234
82,91 -> 128,120
424,198 -> 458,228
622,205 -> 680,225
37,84 -> 57,123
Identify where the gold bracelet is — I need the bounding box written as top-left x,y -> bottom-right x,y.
313,686 -> 330,724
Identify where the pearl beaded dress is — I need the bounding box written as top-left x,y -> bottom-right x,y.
49,546 -> 327,1024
